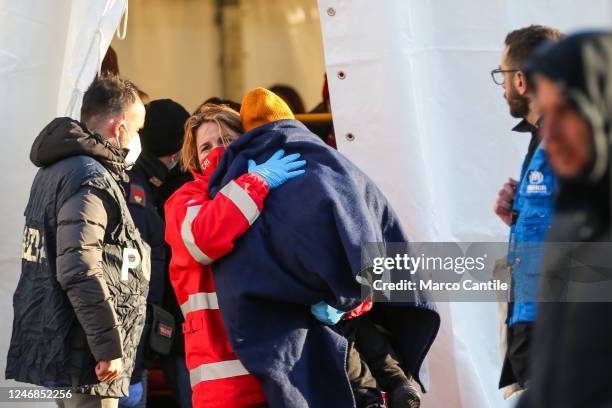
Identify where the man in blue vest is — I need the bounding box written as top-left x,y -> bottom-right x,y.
492,25 -> 563,394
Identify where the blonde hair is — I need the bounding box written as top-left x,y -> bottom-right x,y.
181,104 -> 243,172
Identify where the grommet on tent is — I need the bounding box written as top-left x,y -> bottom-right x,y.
345,133 -> 355,141
327,7 -> 336,16
337,71 -> 346,79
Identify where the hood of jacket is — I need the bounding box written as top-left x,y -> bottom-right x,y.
526,31 -> 612,241
30,117 -> 128,178
526,31 -> 612,185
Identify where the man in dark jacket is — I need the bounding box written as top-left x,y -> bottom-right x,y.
6,73 -> 150,408
122,99 -> 192,408
519,31 -> 612,408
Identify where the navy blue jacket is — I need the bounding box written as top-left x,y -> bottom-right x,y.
208,120 -> 439,407
122,153 -> 169,384
124,153 -> 168,306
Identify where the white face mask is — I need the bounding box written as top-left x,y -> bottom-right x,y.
118,120 -> 142,168
124,134 -> 142,168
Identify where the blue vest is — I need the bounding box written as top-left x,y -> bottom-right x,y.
507,145 -> 556,325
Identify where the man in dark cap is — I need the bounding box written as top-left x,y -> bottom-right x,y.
519,31 -> 612,408
122,98 -> 193,408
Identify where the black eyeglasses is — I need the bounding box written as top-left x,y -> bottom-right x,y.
491,68 -> 519,85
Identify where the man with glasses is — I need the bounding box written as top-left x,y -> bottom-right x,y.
491,25 -> 563,398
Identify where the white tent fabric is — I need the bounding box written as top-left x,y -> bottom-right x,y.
318,0 -> 612,407
57,0 -> 128,119
0,1 -> 126,405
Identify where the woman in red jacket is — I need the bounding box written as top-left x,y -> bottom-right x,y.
164,104 -> 306,408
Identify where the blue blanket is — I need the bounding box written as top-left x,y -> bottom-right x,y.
208,119 -> 439,407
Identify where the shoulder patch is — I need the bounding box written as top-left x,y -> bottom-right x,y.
129,183 -> 146,207
149,176 -> 163,188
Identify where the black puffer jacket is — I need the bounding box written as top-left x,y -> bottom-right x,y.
6,117 -> 150,397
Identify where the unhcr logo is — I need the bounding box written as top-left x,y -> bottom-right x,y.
529,170 -> 544,184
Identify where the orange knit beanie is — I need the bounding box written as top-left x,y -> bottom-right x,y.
240,87 -> 295,132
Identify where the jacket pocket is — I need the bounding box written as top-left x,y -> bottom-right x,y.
183,312 -> 235,364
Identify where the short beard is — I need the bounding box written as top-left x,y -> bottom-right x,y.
507,85 -> 530,118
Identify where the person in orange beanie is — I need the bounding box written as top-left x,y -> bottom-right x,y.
205,87 -> 439,408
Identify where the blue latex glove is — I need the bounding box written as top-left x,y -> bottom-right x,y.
248,149 -> 306,189
311,301 -> 346,325
119,381 -> 144,407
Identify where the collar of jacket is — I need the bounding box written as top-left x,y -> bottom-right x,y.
512,117 -> 541,134
191,168 -> 213,186
30,117 -> 129,182
132,151 -> 169,188
514,117 -> 543,177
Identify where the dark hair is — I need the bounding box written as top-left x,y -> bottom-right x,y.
136,86 -> 150,105
194,97 -> 241,114
505,25 -> 565,69
268,84 -> 305,114
101,46 -> 119,75
81,73 -> 140,124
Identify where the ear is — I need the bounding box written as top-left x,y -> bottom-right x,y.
101,118 -> 123,146
111,119 -> 125,138
515,71 -> 529,96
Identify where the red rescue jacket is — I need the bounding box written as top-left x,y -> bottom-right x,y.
164,165 -> 269,408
